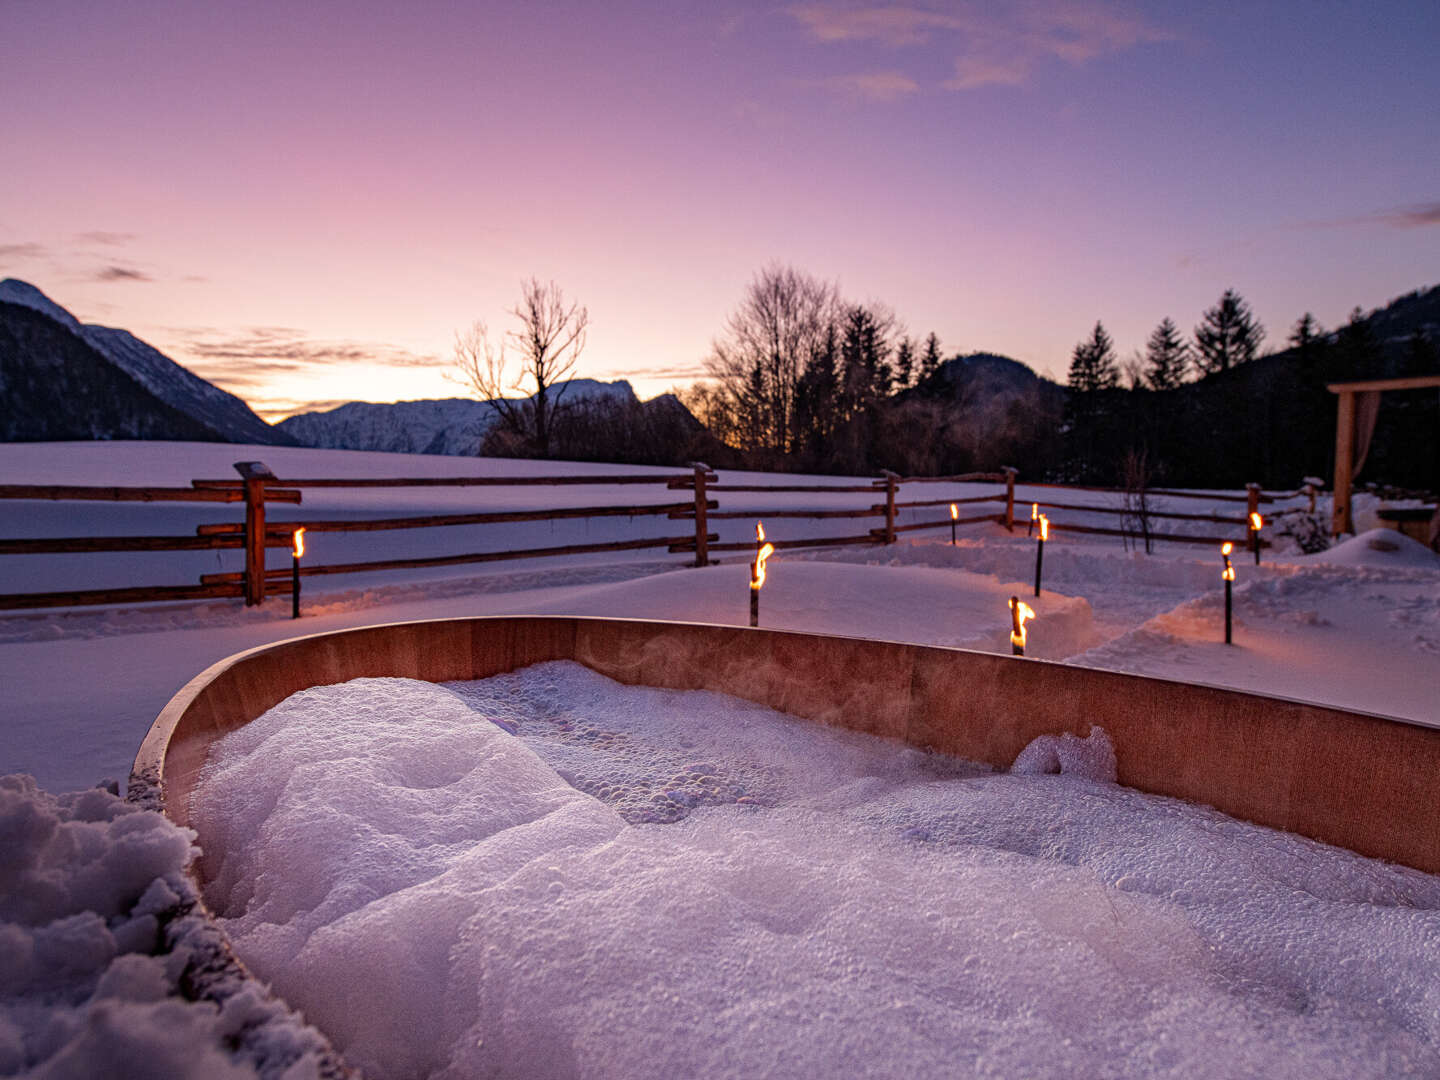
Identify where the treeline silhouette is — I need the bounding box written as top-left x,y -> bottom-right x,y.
681,266 -> 1437,491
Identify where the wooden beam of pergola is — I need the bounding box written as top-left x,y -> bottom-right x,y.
1327,375 -> 1440,536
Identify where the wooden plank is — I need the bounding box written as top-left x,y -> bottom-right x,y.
0,535 -> 243,555
889,476 -> 990,488
1333,390 -> 1355,536
196,501 -> 713,536
1021,481 -> 1274,505
891,494 -> 1004,509
704,483 -> 880,493
0,484 -> 242,503
0,582 -> 244,611
1026,500 -> 1246,524
705,508 -> 881,520
1326,375 -> 1440,393
1045,521 -> 1264,546
193,474 -> 697,489
707,533 -> 879,552
199,534 -> 703,582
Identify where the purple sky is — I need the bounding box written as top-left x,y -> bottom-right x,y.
4,0 -> 1437,419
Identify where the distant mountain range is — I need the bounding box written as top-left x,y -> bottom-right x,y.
0,279 -> 683,457
0,279 -> 292,445
278,380 -> 642,456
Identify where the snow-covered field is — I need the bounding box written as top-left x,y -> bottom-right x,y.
3,441 -> 1439,1078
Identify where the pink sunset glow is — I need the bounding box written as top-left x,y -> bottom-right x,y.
3,1 -> 1436,419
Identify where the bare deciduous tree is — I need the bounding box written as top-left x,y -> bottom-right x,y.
452,278 -> 589,458
704,264 -> 841,454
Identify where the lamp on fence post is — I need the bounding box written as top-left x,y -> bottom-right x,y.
291,528 -> 305,619
1249,512 -> 1263,566
749,521 -> 774,628
1221,542 -> 1235,645
1033,514 -> 1048,598
1009,596 -> 1035,656
949,503 -> 958,545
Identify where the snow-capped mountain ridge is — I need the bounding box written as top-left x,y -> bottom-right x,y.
0,279 -> 291,445
278,379 -> 641,455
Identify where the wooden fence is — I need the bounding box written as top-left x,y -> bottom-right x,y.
0,460 -> 1303,612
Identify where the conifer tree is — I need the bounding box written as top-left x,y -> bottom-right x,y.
1194,289 -> 1265,375
919,332 -> 943,385
894,336 -> 916,390
1067,321 -> 1120,392
1144,317 -> 1190,390
1288,312 -> 1322,350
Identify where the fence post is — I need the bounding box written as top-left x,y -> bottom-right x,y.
1002,467 -> 1018,532
881,470 -> 900,544
689,462 -> 710,568
234,462 -> 275,606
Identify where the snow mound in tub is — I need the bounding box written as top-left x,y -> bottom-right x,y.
192,661 -> 1440,1080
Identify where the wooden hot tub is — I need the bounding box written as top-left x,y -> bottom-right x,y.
132,615 -> 1440,875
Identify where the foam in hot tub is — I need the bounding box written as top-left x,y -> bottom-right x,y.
190,661 -> 1440,1080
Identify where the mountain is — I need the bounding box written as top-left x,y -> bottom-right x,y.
278,379 -> 645,456
928,351 -> 1065,407
0,279 -> 293,445
0,300 -> 231,442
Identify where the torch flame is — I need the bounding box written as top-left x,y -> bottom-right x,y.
1221,541 -> 1234,580
1031,502 -> 1039,520
756,521 -> 766,543
292,528 -> 306,559
1249,512 -> 1263,531
1039,514 -> 1049,541
950,503 -> 958,520
1009,597 -> 1036,649
1222,541 -> 1233,555
751,541 -> 775,590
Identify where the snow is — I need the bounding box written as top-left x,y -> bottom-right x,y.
2,441 -> 1438,1077
191,663 -> 1440,1079
0,775 -> 337,1078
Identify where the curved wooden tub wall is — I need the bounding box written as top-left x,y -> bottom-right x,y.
134,615 -> 1440,876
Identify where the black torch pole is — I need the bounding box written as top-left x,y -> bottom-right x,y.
1252,526 -> 1261,566
950,518 -> 956,545
292,553 -> 300,619
1010,596 -> 1024,656
1224,576 -> 1232,645
749,576 -> 759,628
1033,533 -> 1045,598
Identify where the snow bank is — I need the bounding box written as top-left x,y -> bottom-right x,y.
1012,726 -> 1118,781
1308,527 -> 1440,570
194,663 -> 1440,1080
0,775 -> 339,1079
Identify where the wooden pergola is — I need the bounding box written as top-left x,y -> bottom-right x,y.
1328,375 -> 1440,535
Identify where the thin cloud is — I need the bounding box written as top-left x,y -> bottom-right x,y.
174,326 -> 439,370
1377,202 -> 1440,229
76,231 -> 137,247
95,266 -> 153,282
789,1 -> 1174,91
790,4 -> 978,46
1289,201 -> 1440,232
816,70 -> 921,101
598,363 -> 712,381
0,242 -> 47,259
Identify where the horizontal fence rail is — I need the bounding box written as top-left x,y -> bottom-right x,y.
0,459 -> 1306,612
